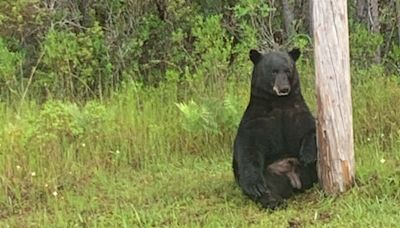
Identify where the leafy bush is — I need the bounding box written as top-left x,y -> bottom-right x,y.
0,37 -> 23,97
37,23 -> 112,99
387,44 -> 400,74
30,101 -> 83,145
192,15 -> 232,85
349,23 -> 384,67
80,101 -> 113,142
0,0 -> 398,102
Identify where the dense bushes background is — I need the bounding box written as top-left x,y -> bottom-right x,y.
0,0 -> 398,101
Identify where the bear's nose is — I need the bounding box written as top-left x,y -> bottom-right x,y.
273,85 -> 291,96
276,87 -> 290,96
280,88 -> 290,94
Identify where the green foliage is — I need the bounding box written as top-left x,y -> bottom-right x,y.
176,92 -> 243,135
38,23 -> 112,99
122,14 -> 161,78
233,0 -> 276,47
349,23 -> 384,67
234,0 -> 272,18
220,93 -> 243,129
81,101 -> 110,135
192,15 -> 232,83
0,1 -> 396,101
0,37 -> 22,88
30,101 -> 83,144
291,34 -> 311,51
176,100 -> 219,134
387,44 -> 400,73
0,0 -> 48,41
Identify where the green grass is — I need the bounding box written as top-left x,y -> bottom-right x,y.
1,146 -> 399,227
1,65 -> 400,227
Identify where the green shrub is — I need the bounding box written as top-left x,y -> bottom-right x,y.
387,44 -> 400,74
349,23 -> 383,67
30,101 -> 83,145
192,15 -> 232,85
0,37 -> 23,97
36,23 -> 112,99
81,101 -> 109,135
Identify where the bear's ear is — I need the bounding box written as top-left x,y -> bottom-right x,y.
249,49 -> 262,64
288,48 -> 301,62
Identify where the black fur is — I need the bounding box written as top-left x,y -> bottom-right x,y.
233,49 -> 318,209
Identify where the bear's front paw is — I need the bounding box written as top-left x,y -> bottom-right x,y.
258,192 -> 285,210
240,176 -> 268,198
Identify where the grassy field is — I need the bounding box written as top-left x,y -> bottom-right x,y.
1,64 -> 400,227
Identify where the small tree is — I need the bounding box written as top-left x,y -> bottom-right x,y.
313,0 -> 356,194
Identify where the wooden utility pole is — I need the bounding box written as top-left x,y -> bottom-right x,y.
313,0 -> 355,194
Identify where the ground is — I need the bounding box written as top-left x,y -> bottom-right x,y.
1,147 -> 399,227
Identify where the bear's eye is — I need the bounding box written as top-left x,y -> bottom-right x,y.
272,69 -> 279,74
284,69 -> 291,74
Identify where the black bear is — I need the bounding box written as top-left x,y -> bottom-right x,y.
233,48 -> 318,209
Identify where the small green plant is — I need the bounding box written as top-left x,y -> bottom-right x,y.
80,101 -> 111,136
30,101 -> 83,146
176,100 -> 219,134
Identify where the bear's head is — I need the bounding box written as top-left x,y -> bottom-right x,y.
249,48 -> 301,98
